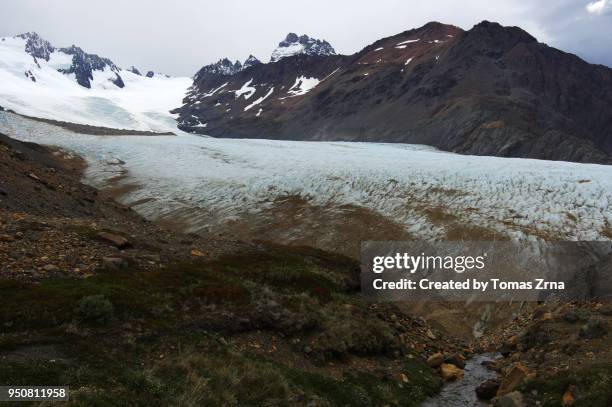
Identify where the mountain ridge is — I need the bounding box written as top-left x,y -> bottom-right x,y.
174,21 -> 612,164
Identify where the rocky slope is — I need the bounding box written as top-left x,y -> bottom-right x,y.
476,302 -> 611,406
175,21 -> 612,164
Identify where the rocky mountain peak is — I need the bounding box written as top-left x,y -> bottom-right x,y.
465,20 -> 537,50
17,32 -> 55,61
128,66 -> 142,76
194,55 -> 264,83
58,45 -> 123,88
270,33 -> 336,62
243,54 -> 262,69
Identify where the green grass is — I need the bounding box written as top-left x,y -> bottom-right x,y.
0,245 -> 443,406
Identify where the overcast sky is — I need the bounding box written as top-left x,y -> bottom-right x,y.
0,0 -> 610,76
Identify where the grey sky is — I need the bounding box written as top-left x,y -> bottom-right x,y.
0,0 -> 610,77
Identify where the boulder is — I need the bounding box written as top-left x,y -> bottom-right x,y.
427,352 -> 444,367
96,231 -> 130,249
444,353 -> 466,369
440,363 -> 464,381
562,384 -> 576,406
497,363 -> 530,396
476,378 -> 500,400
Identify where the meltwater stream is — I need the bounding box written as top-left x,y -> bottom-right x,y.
422,353 -> 499,407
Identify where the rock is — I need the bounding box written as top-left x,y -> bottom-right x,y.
499,344 -> 513,358
579,317 -> 608,339
476,378 -> 500,400
392,372 -> 410,383
497,363 -> 530,396
498,391 -> 525,407
562,384 -> 576,406
0,234 -> 15,242
43,264 -> 59,272
540,312 -> 554,321
444,353 -> 466,369
440,363 -> 464,381
505,335 -> 519,347
481,359 -> 498,370
426,329 -> 436,340
191,249 -> 207,257
28,172 -> 41,181
427,352 -> 444,367
102,257 -> 128,270
96,232 -> 130,249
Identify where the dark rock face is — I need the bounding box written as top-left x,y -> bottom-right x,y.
59,45 -> 125,89
175,21 -> 612,164
128,66 -> 141,76
243,55 -> 262,69
17,32 -> 55,61
192,55 -> 264,86
194,58 -> 243,82
146,71 -> 155,78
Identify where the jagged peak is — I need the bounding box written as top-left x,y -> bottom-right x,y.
16,31 -> 55,61
271,33 -> 336,62
243,54 -> 262,69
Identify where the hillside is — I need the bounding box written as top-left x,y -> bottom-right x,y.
175,21 -> 612,164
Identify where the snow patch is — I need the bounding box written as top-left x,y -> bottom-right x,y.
287,76 -> 320,96
244,87 -> 274,111
396,39 -> 420,46
202,82 -> 228,98
233,79 -> 256,100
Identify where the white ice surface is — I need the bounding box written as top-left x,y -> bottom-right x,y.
0,36 -> 190,132
1,111 -> 611,241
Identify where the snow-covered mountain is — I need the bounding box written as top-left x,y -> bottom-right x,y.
270,33 -> 335,62
0,32 -> 190,132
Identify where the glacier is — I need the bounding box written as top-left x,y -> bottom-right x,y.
1,111 -> 611,242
